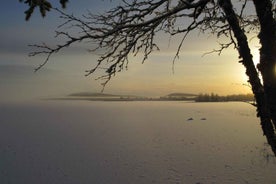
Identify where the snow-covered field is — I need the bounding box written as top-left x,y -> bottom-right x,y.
0,101 -> 275,184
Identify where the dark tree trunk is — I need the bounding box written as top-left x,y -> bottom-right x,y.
252,0 -> 276,129
218,0 -> 276,155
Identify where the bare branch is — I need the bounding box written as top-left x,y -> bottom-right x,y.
30,0 -> 260,87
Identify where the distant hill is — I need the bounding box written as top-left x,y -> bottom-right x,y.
50,91 -> 254,102
62,92 -> 149,101
69,92 -> 119,97
68,92 -> 198,99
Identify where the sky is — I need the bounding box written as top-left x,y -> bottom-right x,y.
0,0 -> 259,102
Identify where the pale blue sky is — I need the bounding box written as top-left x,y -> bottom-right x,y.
0,1 -> 257,102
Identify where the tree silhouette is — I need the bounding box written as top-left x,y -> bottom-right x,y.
25,0 -> 276,155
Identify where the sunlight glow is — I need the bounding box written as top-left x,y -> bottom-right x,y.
238,47 -> 260,89
252,48 -> 260,67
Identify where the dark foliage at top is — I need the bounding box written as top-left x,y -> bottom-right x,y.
19,0 -> 68,20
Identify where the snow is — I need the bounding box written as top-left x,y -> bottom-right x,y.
0,101 -> 275,184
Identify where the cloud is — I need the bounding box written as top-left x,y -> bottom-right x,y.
0,64 -> 55,78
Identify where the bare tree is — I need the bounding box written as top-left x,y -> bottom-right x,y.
27,0 -> 276,155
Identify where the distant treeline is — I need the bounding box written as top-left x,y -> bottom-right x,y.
65,92 -> 255,102
195,93 -> 254,102
160,93 -> 198,101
